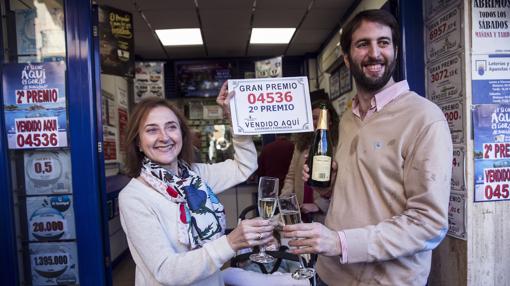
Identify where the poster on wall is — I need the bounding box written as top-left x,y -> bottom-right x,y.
472,104 -> 510,202
134,62 -> 165,103
472,2 -> 510,54
425,6 -> 463,63
15,1 -> 66,62
26,195 -> 76,241
228,77 -> 313,135
424,0 -> 461,20
329,70 -> 340,100
338,63 -> 352,95
472,54 -> 510,104
29,242 -> 79,285
24,150 -> 72,195
103,125 -> 118,162
447,192 -> 466,239
452,145 -> 466,192
176,61 -> 232,97
2,62 -> 67,149
98,5 -> 134,77
438,99 -> 465,144
426,53 -> 464,103
255,56 -> 282,78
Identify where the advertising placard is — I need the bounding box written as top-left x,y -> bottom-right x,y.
24,150 -> 72,195
29,242 -> 79,285
452,145 -> 466,192
228,77 -> 313,135
472,2 -> 510,54
98,5 -> 134,77
426,53 -> 464,103
424,0 -> 461,20
473,104 -> 510,202
26,195 -> 76,241
255,56 -> 282,78
134,62 -> 165,103
2,62 -> 67,149
425,6 -> 463,63
447,192 -> 466,239
472,54 -> 510,104
438,99 -> 465,144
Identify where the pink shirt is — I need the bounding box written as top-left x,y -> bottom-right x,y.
338,80 -> 410,264
351,80 -> 410,120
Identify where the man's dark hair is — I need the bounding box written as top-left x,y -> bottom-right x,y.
340,9 -> 400,55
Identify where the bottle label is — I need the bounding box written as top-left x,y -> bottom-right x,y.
311,155 -> 331,182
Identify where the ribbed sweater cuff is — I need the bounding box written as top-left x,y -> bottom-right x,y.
343,228 -> 369,263
203,235 -> 236,267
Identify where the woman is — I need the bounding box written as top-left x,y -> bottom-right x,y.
119,82 -> 274,285
280,100 -> 339,223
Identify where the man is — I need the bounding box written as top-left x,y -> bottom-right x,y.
282,9 -> 452,286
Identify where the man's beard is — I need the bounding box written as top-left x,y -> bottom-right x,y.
348,55 -> 397,92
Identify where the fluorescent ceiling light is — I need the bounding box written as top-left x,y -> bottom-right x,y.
155,28 -> 203,46
250,28 -> 296,44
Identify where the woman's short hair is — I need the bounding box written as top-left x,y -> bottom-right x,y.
124,97 -> 193,177
340,9 -> 400,56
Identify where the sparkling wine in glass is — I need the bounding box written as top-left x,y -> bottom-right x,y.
278,193 -> 316,280
249,176 -> 278,264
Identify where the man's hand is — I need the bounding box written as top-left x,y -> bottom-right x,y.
302,154 -> 338,198
281,222 -> 342,257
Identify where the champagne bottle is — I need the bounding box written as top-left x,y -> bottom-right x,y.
307,104 -> 333,187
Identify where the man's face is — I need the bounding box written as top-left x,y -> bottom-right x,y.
345,20 -> 397,92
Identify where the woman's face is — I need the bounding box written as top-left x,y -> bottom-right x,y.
138,106 -> 183,171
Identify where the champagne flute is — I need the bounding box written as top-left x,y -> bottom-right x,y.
278,193 -> 316,280
249,176 -> 278,264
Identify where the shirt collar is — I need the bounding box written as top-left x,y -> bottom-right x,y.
352,80 -> 409,118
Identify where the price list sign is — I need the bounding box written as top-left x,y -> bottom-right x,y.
228,77 -> 313,135
447,192 -> 466,239
425,6 -> 463,63
26,195 -> 76,241
451,146 -> 466,192
426,54 -> 464,103
2,62 -> 67,149
473,104 -> 510,202
29,242 -> 79,285
24,150 -> 72,195
438,100 -> 465,144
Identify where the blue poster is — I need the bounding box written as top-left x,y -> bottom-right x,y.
472,104 -> 510,202
2,62 -> 67,149
472,54 -> 510,104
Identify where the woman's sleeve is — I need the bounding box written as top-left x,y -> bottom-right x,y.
119,190 -> 235,285
192,135 -> 257,194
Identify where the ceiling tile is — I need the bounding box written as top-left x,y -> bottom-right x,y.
134,0 -> 195,10
197,0 -> 254,9
253,9 -> 303,27
202,29 -> 250,46
200,9 -> 252,29
208,46 -> 246,58
301,9 -> 342,29
314,0 -> 355,9
164,46 -> 207,59
143,10 -> 199,29
286,43 -> 321,56
256,0 -> 311,9
292,29 -> 330,45
97,0 -> 136,11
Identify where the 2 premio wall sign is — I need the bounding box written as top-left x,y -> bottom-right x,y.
2,62 -> 68,149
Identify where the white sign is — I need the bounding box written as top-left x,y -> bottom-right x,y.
24,150 -> 72,195
447,192 -> 466,240
255,56 -> 282,78
29,242 -> 79,285
425,6 -> 463,63
438,100 -> 465,144
426,53 -> 464,103
476,166 -> 510,201
26,195 -> 76,241
451,146 -> 466,192
472,3 -> 510,54
134,61 -> 165,103
424,0 -> 461,20
472,54 -> 510,80
14,116 -> 61,149
228,77 -> 313,135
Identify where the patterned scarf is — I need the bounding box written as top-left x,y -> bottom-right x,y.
140,157 -> 226,249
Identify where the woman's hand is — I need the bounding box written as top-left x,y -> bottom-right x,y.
216,81 -> 235,121
226,218 -> 274,251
